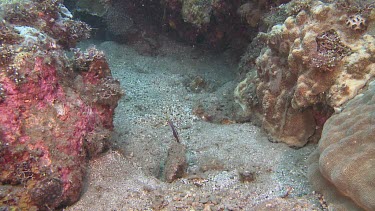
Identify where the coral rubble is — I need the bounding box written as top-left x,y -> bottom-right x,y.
0,0 -> 122,209
235,0 -> 375,147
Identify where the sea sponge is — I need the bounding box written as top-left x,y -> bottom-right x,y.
308,80 -> 375,210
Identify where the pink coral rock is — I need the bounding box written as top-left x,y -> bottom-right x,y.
0,0 -> 122,210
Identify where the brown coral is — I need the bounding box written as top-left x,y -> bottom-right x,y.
235,0 -> 375,147
308,81 -> 375,211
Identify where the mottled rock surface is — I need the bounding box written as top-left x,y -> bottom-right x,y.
0,0 -> 122,209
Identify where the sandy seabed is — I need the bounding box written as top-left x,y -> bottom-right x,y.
66,37 -> 323,210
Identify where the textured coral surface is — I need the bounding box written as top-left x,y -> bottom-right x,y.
0,0 -> 122,210
308,81 -> 375,211
235,0 -> 375,147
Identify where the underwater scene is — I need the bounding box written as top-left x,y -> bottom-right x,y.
0,0 -> 374,210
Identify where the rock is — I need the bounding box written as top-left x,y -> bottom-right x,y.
163,142 -> 187,183
0,0 -> 122,209
238,170 -> 255,183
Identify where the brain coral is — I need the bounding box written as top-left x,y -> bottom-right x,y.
235,0 -> 375,147
308,80 -> 375,210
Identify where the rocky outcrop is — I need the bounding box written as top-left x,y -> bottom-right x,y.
0,0 -> 122,209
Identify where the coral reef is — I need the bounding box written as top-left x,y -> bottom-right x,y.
308,80 -> 375,210
235,0 -> 375,147
161,0 -> 290,49
67,0 -> 293,54
70,0 -> 265,51
0,0 -> 122,209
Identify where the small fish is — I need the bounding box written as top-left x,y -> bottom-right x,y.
166,114 -> 180,143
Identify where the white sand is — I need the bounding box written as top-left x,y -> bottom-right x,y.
66,37 -> 323,210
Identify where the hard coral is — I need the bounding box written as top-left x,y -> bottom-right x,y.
235,0 -> 375,147
345,14 -> 368,31
308,81 -> 375,211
